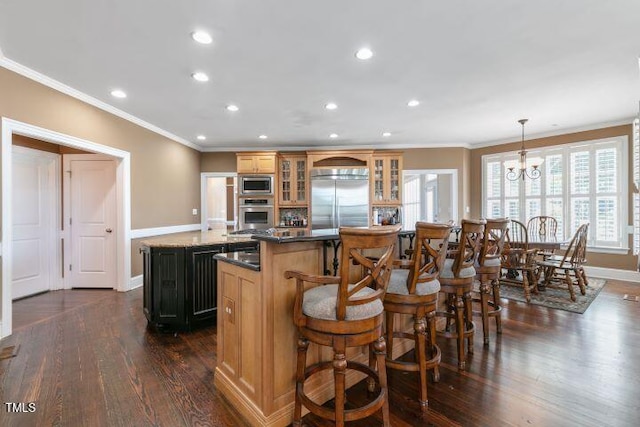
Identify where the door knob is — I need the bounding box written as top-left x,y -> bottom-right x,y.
106,228 -> 113,233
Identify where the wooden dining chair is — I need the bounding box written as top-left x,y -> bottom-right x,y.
537,223 -> 589,301
384,221 -> 451,411
474,218 -> 509,346
527,216 -> 559,259
501,219 -> 540,302
437,219 -> 485,371
284,226 -> 400,427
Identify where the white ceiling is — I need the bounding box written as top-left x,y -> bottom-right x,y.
0,1 -> 639,151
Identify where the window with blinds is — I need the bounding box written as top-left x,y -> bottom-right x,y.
482,135 -> 628,252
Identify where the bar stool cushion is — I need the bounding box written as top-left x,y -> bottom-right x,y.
387,269 -> 440,295
302,285 -> 383,321
480,257 -> 502,268
440,258 -> 476,279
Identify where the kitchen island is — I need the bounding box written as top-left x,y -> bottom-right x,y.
140,230 -> 257,331
214,227 -> 416,427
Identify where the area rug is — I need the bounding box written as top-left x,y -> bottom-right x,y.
498,278 -> 606,314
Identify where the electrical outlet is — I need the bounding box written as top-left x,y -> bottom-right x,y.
192,208 -> 198,215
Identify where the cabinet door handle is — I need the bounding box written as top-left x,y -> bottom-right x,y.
106,228 -> 113,233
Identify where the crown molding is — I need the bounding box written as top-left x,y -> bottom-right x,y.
471,118 -> 635,149
200,141 -> 471,152
0,55 -> 203,152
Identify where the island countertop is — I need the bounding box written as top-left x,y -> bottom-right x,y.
139,230 -> 253,248
252,226 -> 416,244
214,250 -> 261,271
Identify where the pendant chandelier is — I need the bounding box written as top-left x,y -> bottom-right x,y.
506,119 -> 541,181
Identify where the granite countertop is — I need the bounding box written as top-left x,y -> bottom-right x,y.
253,226 -> 417,244
140,230 -> 254,248
214,251 -> 261,271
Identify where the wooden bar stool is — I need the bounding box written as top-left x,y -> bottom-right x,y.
384,221 -> 451,411
474,218 -> 509,345
437,219 -> 485,371
284,226 -> 399,427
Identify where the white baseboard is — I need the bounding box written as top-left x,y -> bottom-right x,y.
129,274 -> 143,290
130,224 -> 200,240
584,266 -> 640,283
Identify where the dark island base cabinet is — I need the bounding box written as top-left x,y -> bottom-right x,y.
142,244 -> 227,331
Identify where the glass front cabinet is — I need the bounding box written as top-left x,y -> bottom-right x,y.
278,154 -> 307,206
371,153 -> 402,206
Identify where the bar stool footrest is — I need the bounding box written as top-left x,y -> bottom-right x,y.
298,360 -> 386,423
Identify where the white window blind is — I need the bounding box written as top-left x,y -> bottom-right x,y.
482,136 -> 628,251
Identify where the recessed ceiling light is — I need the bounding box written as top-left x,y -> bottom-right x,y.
191,31 -> 212,45
192,72 -> 209,82
355,47 -> 373,60
382,132 -> 391,137
329,133 -> 339,139
407,99 -> 420,107
110,89 -> 127,98
258,135 -> 268,140
196,135 -> 206,141
325,102 -> 338,110
226,104 -> 239,112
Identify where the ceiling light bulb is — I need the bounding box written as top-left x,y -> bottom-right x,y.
407,99 -> 420,107
382,132 -> 391,137
192,72 -> 209,82
196,135 -> 206,141
355,47 -> 373,60
191,31 -> 212,45
110,89 -> 127,98
329,133 -> 338,139
325,102 -> 338,110
226,104 -> 239,112
259,135 -> 268,140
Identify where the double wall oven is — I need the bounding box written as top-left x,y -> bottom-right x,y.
238,175 -> 275,230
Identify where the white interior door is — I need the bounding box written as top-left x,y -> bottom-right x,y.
11,146 -> 58,300
68,157 -> 117,288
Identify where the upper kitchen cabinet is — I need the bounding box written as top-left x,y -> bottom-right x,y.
371,152 -> 403,206
236,152 -> 276,174
278,154 -> 307,206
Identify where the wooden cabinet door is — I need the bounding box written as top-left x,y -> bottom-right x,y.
152,248 -> 185,325
279,156 -> 307,206
386,155 -> 402,205
293,157 -> 307,204
217,263 -> 261,400
372,154 -> 402,205
255,155 -> 275,173
237,156 -> 256,174
279,157 -> 292,205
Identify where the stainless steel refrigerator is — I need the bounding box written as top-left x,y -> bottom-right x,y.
311,168 -> 369,229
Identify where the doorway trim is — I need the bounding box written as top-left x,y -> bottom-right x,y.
1,117 -> 131,338
200,172 -> 237,232
403,169 -> 459,223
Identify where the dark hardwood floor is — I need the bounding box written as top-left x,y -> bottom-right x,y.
1,279 -> 639,426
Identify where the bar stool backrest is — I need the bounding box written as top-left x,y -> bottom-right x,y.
407,222 -> 451,294
450,219 -> 485,278
477,218 -> 509,268
336,226 -> 400,321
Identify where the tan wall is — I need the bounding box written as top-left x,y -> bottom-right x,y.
1,67 -> 202,302
201,152 -> 237,172
470,124 -> 636,271
402,147 -> 471,221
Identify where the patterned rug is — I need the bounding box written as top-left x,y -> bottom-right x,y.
498,278 -> 606,314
